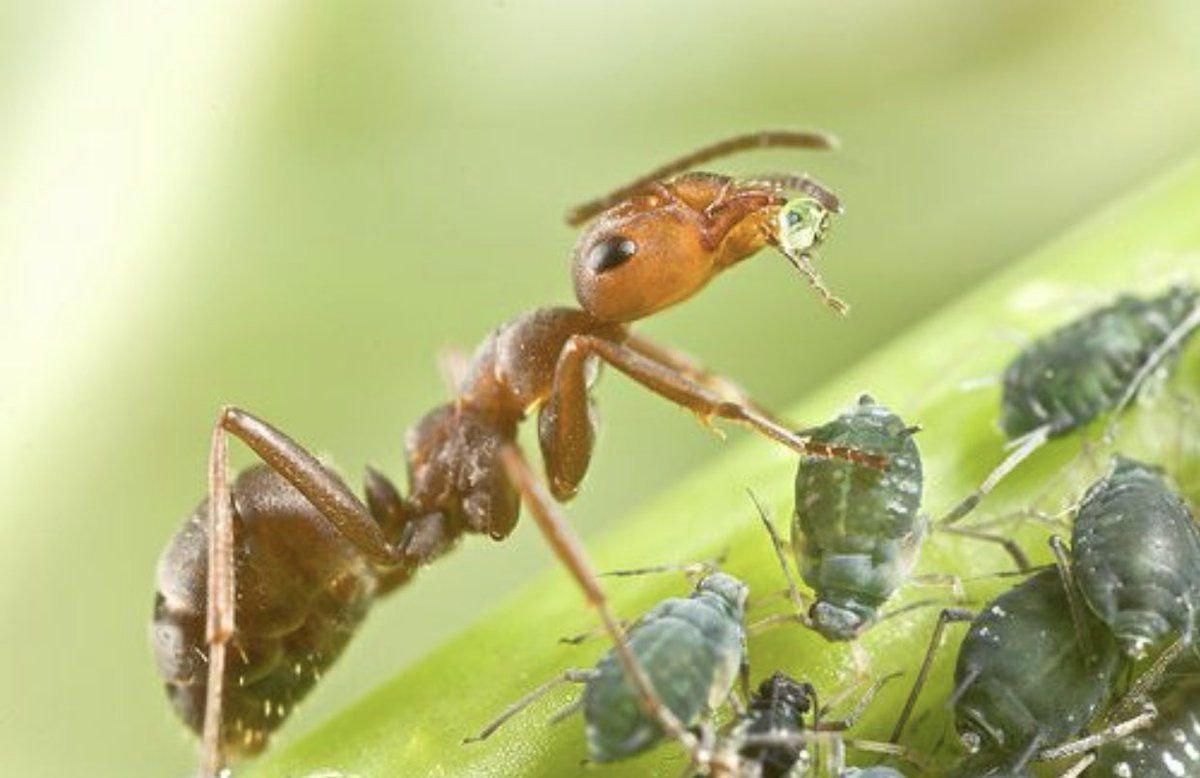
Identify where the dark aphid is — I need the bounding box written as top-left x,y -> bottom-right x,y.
465,571 -> 749,764
723,672 -> 911,777
792,394 -> 924,641
1071,455 -> 1200,659
583,572 -> 749,761
952,568 -> 1120,773
1089,655 -> 1200,777
942,285 -> 1200,524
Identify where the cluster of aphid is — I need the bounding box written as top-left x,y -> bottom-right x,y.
148,131 -> 1200,777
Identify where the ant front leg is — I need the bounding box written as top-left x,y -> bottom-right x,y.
555,335 -> 885,469
199,406 -> 403,776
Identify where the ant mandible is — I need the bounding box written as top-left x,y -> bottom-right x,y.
150,130 -> 882,777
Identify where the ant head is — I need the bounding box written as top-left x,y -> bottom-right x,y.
566,131 -> 847,322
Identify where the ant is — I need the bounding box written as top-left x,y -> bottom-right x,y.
149,130 -> 884,777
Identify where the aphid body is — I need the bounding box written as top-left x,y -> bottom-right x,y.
1090,657 -> 1200,777
1072,455 -> 1200,659
792,394 -> 923,640
582,572 -> 749,761
1001,285 -> 1199,438
725,672 -> 907,778
953,569 -> 1120,773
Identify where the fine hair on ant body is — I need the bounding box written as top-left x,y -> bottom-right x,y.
149,130 -> 883,776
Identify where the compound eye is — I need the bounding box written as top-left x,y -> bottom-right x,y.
785,209 -> 802,227
586,236 -> 638,274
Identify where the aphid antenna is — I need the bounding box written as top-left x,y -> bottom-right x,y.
599,547 -> 729,582
889,608 -> 975,744
815,671 -> 903,732
463,667 -> 598,744
937,425 -> 1051,526
1047,535 -> 1093,660
1104,299 -> 1200,442
937,525 -> 1032,572
565,130 -> 838,226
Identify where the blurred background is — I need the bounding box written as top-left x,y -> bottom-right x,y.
2,2 -> 1199,775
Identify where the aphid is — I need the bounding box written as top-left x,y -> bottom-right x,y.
151,130 -> 885,775
895,569 -> 1123,775
717,672 -> 911,778
1070,454 -> 1200,659
464,570 -> 750,763
1088,655 -> 1200,777
941,284 -> 1200,525
757,394 -> 1024,646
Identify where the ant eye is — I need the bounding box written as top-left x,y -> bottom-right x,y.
586,236 -> 638,273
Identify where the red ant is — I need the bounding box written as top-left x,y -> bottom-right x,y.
149,130 -> 882,776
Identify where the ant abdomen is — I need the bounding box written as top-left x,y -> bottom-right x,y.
152,464 -> 378,756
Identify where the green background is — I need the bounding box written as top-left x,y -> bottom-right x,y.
2,3 -> 1200,776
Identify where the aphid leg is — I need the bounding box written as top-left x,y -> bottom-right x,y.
498,445 -> 697,753
1106,635 -> 1188,723
1059,752 -> 1096,778
1034,702 -> 1157,762
557,618 -> 632,646
463,668 -> 597,743
747,490 -> 811,618
937,525 -> 1032,571
938,424 -> 1051,525
198,407 -> 408,776
558,335 -> 885,468
565,129 -> 837,226
909,572 -> 967,602
1048,536 -> 1093,659
890,608 -> 976,743
1105,301 -> 1200,441
201,418 -> 233,778
818,672 -> 902,731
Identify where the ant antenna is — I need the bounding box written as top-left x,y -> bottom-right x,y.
566,130 -> 838,226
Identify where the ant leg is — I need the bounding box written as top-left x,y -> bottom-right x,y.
463,667 -> 596,743
197,406 -> 406,775
498,445 -> 697,754
201,421 -> 233,778
938,425 -> 1052,525
210,406 -> 399,564
624,333 -> 779,422
890,608 -> 975,743
563,335 -> 885,468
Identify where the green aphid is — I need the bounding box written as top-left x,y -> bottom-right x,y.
792,394 -> 924,641
1071,455 -> 1200,659
583,572 -> 748,761
943,284 -> 1200,525
953,569 -> 1120,775
1001,285 -> 1200,438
